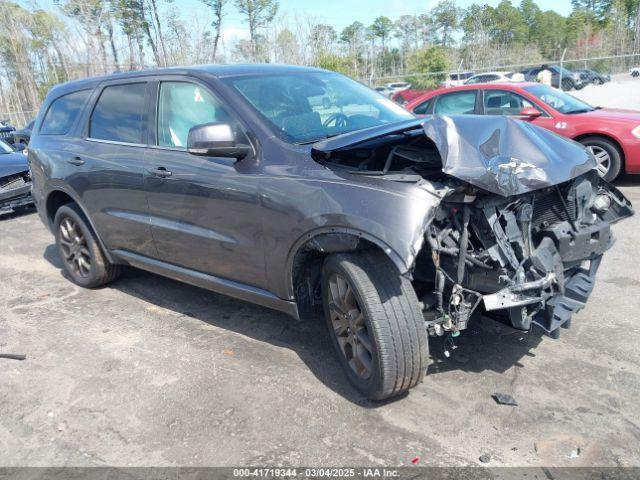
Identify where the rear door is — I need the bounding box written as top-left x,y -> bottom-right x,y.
143,78 -> 267,288
68,80 -> 156,257
433,90 -> 480,115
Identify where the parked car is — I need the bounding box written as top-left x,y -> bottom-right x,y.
575,69 -> 610,85
385,81 -> 411,94
521,65 -> 584,90
443,71 -> 475,87
373,86 -> 394,97
0,120 -> 15,144
406,82 -> 640,181
13,119 -> 34,146
631,67 -> 640,77
464,71 -> 514,85
29,65 -> 633,400
390,87 -> 435,105
1,139 -> 32,214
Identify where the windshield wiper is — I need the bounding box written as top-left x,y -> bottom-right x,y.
295,133 -> 342,145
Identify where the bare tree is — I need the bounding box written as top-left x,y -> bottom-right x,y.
201,0 -> 227,62
233,0 -> 278,61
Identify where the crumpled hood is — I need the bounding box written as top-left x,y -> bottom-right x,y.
312,115 -> 596,196
0,152 -> 29,178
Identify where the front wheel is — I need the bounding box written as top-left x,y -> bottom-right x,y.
579,136 -> 622,181
321,251 -> 428,400
561,78 -> 573,91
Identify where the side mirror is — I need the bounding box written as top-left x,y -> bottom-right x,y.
519,107 -> 542,119
187,123 -> 251,160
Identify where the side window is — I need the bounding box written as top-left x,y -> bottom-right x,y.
90,83 -> 146,144
483,90 -> 537,115
40,90 -> 90,135
157,82 -> 232,148
434,91 -> 477,115
413,98 -> 432,115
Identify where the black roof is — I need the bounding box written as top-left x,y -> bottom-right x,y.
49,63 -> 327,97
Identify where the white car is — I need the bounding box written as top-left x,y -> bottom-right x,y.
385,82 -> 411,94
374,86 -> 394,97
443,71 -> 475,87
631,67 -> 640,78
465,71 -> 516,84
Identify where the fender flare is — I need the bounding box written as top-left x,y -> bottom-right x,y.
44,184 -> 116,264
284,225 -> 410,301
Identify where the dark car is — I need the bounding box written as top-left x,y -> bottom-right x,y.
0,120 -> 16,144
28,65 -> 633,400
522,65 -> 584,90
13,119 -> 34,146
1,139 -> 32,214
576,69 -> 610,85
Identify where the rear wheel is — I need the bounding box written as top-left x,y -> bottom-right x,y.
54,203 -> 121,288
321,250 -> 428,400
579,136 -> 622,181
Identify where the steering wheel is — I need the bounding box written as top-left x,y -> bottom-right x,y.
323,113 -> 349,128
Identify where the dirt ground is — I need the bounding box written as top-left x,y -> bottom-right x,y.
1,176 -> 639,468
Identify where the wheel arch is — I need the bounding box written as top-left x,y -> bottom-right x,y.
286,227 -> 408,320
45,188 -> 115,264
573,132 -> 626,171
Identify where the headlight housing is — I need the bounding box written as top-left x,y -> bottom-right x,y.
632,125 -> 640,139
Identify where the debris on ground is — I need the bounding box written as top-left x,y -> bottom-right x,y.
479,454 -> 491,463
567,447 -> 581,459
0,353 -> 26,360
492,393 -> 518,406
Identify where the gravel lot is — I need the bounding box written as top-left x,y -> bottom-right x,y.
572,73 -> 640,110
1,78 -> 640,468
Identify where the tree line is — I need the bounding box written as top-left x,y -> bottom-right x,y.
1,0 -> 639,126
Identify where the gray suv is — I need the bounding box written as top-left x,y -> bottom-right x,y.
29,65 -> 632,400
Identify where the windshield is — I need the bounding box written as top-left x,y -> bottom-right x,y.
223,72 -> 413,144
0,140 -> 14,154
523,84 -> 595,114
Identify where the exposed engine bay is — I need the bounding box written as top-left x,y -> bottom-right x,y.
312,116 -> 634,338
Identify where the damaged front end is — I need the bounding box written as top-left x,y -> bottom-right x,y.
421,170 -> 632,337
0,168 -> 32,215
312,115 -> 633,337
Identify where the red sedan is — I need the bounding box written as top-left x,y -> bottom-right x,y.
406,82 -> 640,181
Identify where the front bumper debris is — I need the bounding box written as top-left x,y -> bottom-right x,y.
422,170 -> 633,338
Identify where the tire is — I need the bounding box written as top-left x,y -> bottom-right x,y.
561,78 -> 573,91
578,136 -> 623,181
54,203 -> 121,288
632,71 -> 639,78
321,250 -> 428,400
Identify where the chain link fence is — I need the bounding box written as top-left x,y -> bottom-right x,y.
360,53 -> 640,87
1,53 -> 639,129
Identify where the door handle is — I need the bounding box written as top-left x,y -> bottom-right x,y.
67,156 -> 85,166
147,166 -> 173,178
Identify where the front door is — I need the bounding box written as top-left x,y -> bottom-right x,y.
143,79 -> 267,289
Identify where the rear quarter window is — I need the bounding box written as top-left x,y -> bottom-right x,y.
40,89 -> 91,135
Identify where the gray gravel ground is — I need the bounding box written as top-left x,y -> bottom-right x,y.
1,179 -> 640,468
